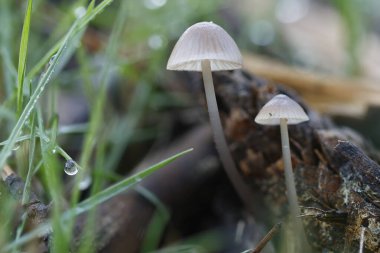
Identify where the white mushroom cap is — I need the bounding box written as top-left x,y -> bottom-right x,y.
167,22 -> 242,72
255,94 -> 309,125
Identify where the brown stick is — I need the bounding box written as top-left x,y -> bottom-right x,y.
252,223 -> 282,253
1,164 -> 13,180
1,165 -> 50,252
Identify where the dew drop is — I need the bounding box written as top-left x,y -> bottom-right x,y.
12,145 -> 20,151
52,148 -> 57,154
135,177 -> 142,183
64,159 -> 78,176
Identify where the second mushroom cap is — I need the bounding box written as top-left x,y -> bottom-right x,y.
255,94 -> 309,125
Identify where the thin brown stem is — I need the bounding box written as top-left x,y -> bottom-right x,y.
252,223 -> 282,253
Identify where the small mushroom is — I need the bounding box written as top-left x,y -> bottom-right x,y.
255,94 -> 309,221
255,94 -> 310,249
167,22 -> 254,210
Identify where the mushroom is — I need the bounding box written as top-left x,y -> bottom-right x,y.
255,94 -> 310,249
255,94 -> 309,224
167,22 -> 254,210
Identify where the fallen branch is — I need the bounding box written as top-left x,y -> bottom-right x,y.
1,165 -> 50,252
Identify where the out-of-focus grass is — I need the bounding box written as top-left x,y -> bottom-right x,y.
0,0 -> 221,252
16,0 -> 32,116
3,148 -> 193,252
332,0 -> 365,75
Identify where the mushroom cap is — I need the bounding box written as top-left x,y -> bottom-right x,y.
167,22 -> 242,72
255,94 -> 309,125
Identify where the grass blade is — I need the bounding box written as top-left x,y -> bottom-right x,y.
0,47 -> 17,97
0,23 -> 73,176
0,0 -> 115,175
137,186 -> 170,252
64,148 -> 193,219
105,81 -> 151,171
16,0 -> 33,115
27,0 -> 113,80
2,148 -> 193,251
0,1 -> 16,97
21,110 -> 36,204
78,0 -> 129,173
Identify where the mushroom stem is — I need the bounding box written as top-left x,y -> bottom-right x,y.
280,118 -> 310,250
201,60 -> 254,211
279,118 -> 301,219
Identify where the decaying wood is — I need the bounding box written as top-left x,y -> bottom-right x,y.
207,69 -> 380,252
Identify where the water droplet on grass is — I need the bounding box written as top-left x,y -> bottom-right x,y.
64,159 -> 78,176
12,145 -> 20,151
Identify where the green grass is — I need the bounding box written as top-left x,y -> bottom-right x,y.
3,148 -> 193,252
0,0 -> 223,252
16,0 -> 33,115
332,0 -> 365,75
138,185 -> 171,252
0,0 -> 113,176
